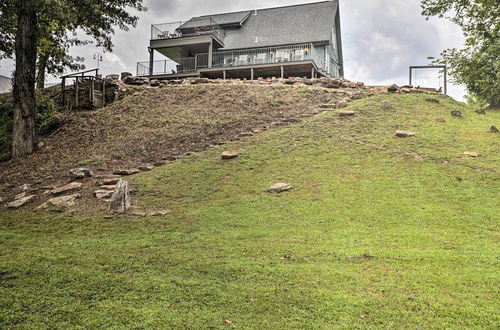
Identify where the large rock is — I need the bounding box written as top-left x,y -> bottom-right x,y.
463,152 -> 479,158
69,167 -> 94,179
490,126 -> 499,133
51,182 -> 82,196
95,190 -> 114,200
37,194 -> 81,209
395,130 -> 417,138
109,180 -> 131,214
7,195 -> 35,209
339,110 -> 356,117
123,76 -> 148,85
113,169 -> 140,176
221,151 -> 239,160
388,84 -> 399,93
268,183 -> 293,193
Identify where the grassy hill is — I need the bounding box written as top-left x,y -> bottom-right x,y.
1,85 -> 499,328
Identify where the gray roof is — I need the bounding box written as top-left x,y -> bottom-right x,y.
183,11 -> 252,29
189,1 -> 338,50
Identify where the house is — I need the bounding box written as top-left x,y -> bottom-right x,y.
0,75 -> 12,94
137,0 -> 343,80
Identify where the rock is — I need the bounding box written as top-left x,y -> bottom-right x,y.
357,82 -> 365,87
463,152 -> 479,158
395,130 -> 417,138
113,169 -> 140,176
20,184 -> 30,192
153,161 -> 169,166
148,210 -> 170,217
51,182 -> 82,196
191,77 -> 210,84
149,79 -> 160,87
138,165 -> 155,171
99,185 -> 117,191
325,83 -> 340,89
490,126 -> 499,133
268,183 -> 293,193
319,104 -> 336,109
336,100 -> 348,108
237,132 -> 254,137
123,76 -> 148,85
121,72 -> 133,80
7,195 -> 35,209
451,110 -> 462,117
37,142 -> 45,148
388,84 -> 399,93
37,194 -> 81,209
475,109 -> 486,114
436,117 -> 446,123
106,74 -> 120,80
69,167 -> 94,179
425,98 -> 440,104
0,197 -> 3,204
129,210 -> 147,217
109,180 -> 131,214
14,192 -> 26,200
381,100 -> 393,110
339,110 -> 356,117
95,190 -> 114,199
221,151 -> 238,160
98,178 -> 122,186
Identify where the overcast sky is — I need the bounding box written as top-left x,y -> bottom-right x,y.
0,0 -> 466,100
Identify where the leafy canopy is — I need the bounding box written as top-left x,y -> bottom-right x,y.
421,0 -> 500,106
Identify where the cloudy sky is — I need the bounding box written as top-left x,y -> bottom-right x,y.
0,0 -> 466,100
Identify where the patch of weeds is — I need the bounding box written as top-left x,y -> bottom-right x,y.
203,119 -> 221,127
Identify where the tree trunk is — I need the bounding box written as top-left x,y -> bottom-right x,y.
12,0 -> 38,158
36,53 -> 47,90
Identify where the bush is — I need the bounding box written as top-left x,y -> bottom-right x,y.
0,91 -> 63,161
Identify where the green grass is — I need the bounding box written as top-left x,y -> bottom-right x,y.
1,93 -> 499,328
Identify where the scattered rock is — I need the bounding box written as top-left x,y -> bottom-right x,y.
121,72 -> 133,80
339,110 -> 356,117
475,109 -> 486,114
388,84 -> 399,93
99,185 -> 117,191
0,197 -> 3,204
319,104 -> 336,109
436,117 -> 446,123
336,100 -> 348,108
95,190 -> 114,199
14,192 -> 26,200
451,110 -> 462,117
395,130 -> 417,138
69,167 -> 94,179
153,160 -> 169,166
98,178 -> 122,186
6,195 -> 35,209
237,132 -> 254,138
113,169 -> 140,176
425,98 -> 440,104
20,184 -> 30,192
463,152 -> 479,158
138,165 -> 155,171
268,183 -> 293,193
490,125 -> 499,133
37,194 -> 81,209
191,77 -> 210,84
129,210 -> 147,217
51,182 -> 82,196
148,210 -> 170,217
381,100 -> 393,110
149,79 -> 160,87
37,141 -> 45,148
325,83 -> 340,89
109,180 -> 131,214
221,151 -> 238,160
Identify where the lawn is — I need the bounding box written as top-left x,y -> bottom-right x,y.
1,93 -> 499,328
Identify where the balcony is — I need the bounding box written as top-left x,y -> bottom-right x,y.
151,17 -> 225,44
137,43 -> 340,78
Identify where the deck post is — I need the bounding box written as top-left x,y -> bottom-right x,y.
251,68 -> 254,80
102,79 -> 106,106
280,66 -> 284,79
148,48 -> 154,76
75,77 -> 79,108
223,70 -> 226,80
443,66 -> 447,95
61,77 -> 66,104
208,41 -> 213,68
311,67 -> 315,79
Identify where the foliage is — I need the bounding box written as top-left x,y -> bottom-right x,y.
1,94 -> 498,327
0,91 -> 62,161
421,0 -> 500,106
465,91 -> 489,109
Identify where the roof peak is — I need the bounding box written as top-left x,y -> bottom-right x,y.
194,1 -> 335,20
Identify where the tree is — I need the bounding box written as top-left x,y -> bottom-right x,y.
0,0 -> 146,158
421,0 -> 500,108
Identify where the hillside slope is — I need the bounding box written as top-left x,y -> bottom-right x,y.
1,87 -> 499,328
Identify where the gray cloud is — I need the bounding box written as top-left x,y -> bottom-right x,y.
0,0 -> 466,99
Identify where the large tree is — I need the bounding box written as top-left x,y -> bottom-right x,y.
0,0 -> 146,158
421,0 -> 500,108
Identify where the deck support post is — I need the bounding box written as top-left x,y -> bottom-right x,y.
223,70 -> 226,80
280,66 -> 284,79
250,68 -> 254,80
208,42 -> 213,68
311,67 -> 315,79
148,48 -> 154,76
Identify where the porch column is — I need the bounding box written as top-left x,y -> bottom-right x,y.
250,68 -> 254,80
223,70 -> 226,80
208,41 -> 213,68
148,48 -> 154,76
280,66 -> 284,79
311,67 -> 315,79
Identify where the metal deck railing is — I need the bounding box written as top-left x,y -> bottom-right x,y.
137,43 -> 338,77
151,17 -> 225,43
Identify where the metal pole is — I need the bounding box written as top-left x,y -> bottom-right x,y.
251,68 -> 254,80
443,66 -> 447,95
409,67 -> 412,86
281,66 -> 284,79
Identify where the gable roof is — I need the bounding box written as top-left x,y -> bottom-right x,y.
188,1 -> 338,50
